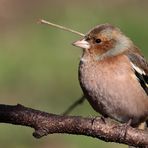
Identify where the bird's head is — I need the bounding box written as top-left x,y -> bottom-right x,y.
73,24 -> 133,61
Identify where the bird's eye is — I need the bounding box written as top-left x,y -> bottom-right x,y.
95,38 -> 101,44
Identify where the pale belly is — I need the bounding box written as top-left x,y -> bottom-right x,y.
79,59 -> 148,126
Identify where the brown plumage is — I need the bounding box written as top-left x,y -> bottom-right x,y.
73,24 -> 148,127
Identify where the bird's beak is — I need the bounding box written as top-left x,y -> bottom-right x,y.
72,39 -> 90,49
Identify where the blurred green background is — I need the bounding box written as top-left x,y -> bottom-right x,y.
0,0 -> 148,147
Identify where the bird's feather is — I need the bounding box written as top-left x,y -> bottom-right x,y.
125,49 -> 148,95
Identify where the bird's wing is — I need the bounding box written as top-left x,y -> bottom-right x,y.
125,50 -> 148,95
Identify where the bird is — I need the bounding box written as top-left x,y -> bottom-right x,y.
72,24 -> 148,128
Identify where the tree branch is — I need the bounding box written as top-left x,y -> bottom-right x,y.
0,104 -> 148,147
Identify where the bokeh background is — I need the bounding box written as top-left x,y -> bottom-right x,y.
0,0 -> 148,147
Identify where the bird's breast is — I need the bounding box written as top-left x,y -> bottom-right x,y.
79,55 -> 148,125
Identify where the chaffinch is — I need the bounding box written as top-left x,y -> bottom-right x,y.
73,24 -> 148,127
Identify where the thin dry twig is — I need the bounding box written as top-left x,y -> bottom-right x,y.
62,95 -> 86,115
38,19 -> 85,37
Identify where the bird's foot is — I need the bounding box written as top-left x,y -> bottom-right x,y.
100,116 -> 107,124
117,119 -> 132,140
92,116 -> 107,126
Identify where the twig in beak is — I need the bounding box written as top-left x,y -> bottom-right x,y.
38,19 -> 85,37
